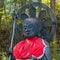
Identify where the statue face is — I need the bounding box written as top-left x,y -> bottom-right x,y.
22,18 -> 39,37
22,21 -> 35,37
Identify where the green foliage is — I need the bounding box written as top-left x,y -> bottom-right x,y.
0,52 -> 8,60
2,55 -> 8,60
56,2 -> 60,10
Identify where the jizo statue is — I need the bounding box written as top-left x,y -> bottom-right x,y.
13,18 -> 52,60
8,2 -> 56,60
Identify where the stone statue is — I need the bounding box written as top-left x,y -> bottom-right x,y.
13,18 -> 52,60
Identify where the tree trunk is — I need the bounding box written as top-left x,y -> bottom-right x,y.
50,0 -> 56,13
0,0 -> 4,22
0,0 -> 4,8
50,0 -> 57,59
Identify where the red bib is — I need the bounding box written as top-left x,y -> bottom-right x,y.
13,37 -> 47,60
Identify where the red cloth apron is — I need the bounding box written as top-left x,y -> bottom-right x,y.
13,37 -> 47,60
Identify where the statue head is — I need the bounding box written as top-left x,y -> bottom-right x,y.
22,18 -> 41,37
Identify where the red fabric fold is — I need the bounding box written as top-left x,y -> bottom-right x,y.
13,37 -> 47,60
